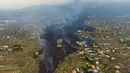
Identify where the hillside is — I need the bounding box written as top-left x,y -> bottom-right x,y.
0,28 -> 39,73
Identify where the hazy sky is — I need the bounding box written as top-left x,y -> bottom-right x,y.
0,0 -> 72,10
0,0 -> 129,10
82,0 -> 130,3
